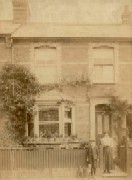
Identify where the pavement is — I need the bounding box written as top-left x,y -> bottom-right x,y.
0,169 -> 131,180
0,178 -> 132,180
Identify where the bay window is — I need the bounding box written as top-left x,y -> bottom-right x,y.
27,103 -> 75,138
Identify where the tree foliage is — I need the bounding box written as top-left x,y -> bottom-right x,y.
104,96 -> 131,139
0,64 -> 40,144
109,96 -> 129,121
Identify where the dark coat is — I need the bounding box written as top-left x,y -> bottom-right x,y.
87,145 -> 99,163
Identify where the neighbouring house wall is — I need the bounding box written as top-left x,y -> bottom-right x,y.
116,43 -> 132,103
13,44 -> 32,70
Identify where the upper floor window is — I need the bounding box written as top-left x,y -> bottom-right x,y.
35,47 -> 57,84
92,47 -> 115,83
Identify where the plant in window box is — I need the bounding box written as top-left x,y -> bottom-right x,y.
53,132 -> 59,141
70,134 -> 78,141
46,131 -> 52,142
58,134 -> 63,141
34,134 -> 39,142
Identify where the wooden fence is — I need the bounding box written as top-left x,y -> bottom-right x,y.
1,146 -> 126,172
0,148 -> 87,170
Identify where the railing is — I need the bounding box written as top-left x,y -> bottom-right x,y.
127,146 -> 132,174
0,148 -> 87,170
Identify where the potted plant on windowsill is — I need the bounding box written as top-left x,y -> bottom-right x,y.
70,134 -> 78,141
52,132 -> 59,142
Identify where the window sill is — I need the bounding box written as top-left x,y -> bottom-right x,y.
93,82 -> 116,85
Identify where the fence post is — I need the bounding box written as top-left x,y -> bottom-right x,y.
126,145 -> 130,175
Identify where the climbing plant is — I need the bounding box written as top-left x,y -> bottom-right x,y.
104,96 -> 131,140
41,77 -> 92,92
0,64 -> 40,144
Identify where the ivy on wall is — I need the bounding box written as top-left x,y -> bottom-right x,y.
41,77 -> 92,92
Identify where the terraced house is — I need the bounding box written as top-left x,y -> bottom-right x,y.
0,0 -> 132,145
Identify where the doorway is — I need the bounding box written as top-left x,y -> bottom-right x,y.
95,104 -> 112,144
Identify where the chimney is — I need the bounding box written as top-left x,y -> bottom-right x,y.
121,5 -> 131,24
12,0 -> 30,24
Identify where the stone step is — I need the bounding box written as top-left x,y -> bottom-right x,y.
103,170 -> 128,178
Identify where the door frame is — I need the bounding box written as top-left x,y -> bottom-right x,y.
89,97 -> 112,140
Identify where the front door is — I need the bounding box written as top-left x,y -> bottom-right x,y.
96,111 -> 112,144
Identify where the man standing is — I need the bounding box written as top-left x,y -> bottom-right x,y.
101,132 -> 113,173
88,140 -> 99,177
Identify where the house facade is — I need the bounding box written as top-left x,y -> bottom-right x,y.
0,0 -> 132,143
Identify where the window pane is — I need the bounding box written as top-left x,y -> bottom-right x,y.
104,114 -> 110,133
36,66 -> 57,83
39,109 -> 59,121
39,124 -> 59,137
64,107 -> 72,119
64,123 -> 72,137
93,65 -> 114,83
94,58 -> 113,65
103,66 -> 114,82
28,123 -> 34,137
93,48 -> 114,59
93,65 -> 103,82
93,48 -> 114,65
35,48 -> 56,65
96,114 -> 103,135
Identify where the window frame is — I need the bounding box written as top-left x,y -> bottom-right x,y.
33,43 -> 61,84
88,43 -> 119,84
28,103 -> 75,138
38,105 -> 60,137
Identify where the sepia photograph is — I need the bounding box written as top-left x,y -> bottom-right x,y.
0,0 -> 132,179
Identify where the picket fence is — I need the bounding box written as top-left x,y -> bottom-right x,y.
0,148 -> 87,170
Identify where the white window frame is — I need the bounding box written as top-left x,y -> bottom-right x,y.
38,106 -> 60,137
28,102 -> 75,138
88,43 -> 119,84
63,105 -> 75,137
33,43 -> 61,84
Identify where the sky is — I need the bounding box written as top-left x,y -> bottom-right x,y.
0,0 -> 132,24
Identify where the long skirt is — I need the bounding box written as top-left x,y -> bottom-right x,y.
103,146 -> 112,172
